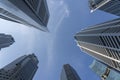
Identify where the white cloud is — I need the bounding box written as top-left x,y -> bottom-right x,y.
41,0 -> 70,71
48,0 -> 70,16
65,7 -> 70,17
47,0 -> 70,32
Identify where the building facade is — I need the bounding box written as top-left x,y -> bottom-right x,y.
90,60 -> 120,80
74,18 -> 120,72
60,64 -> 81,80
0,33 -> 14,50
89,0 -> 120,16
0,0 -> 50,31
0,54 -> 39,80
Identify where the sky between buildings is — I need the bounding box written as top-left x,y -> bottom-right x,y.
0,0 -> 118,80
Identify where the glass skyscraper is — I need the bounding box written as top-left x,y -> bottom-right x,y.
90,60 -> 120,80
0,33 -> 14,50
0,54 -> 39,80
0,0 -> 50,31
89,0 -> 120,16
74,18 -> 120,72
60,64 -> 81,80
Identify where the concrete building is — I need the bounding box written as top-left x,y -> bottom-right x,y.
0,0 -> 50,31
89,0 -> 120,16
0,54 -> 39,80
74,18 -> 120,72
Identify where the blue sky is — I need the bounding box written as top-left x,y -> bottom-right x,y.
0,0 -> 118,80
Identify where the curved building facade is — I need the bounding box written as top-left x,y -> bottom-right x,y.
60,64 -> 81,80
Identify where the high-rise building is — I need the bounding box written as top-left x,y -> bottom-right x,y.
74,18 -> 120,72
0,33 -> 14,50
60,64 -> 81,80
90,60 -> 120,80
0,0 -> 50,31
89,0 -> 120,16
0,54 -> 39,80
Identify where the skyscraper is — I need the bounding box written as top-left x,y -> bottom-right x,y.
90,60 -> 120,80
89,0 -> 120,16
60,64 -> 81,80
0,33 -> 14,50
74,18 -> 120,72
0,54 -> 39,80
0,0 -> 50,31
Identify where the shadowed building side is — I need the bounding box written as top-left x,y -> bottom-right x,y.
60,64 -> 81,80
0,54 -> 39,80
0,33 -> 14,50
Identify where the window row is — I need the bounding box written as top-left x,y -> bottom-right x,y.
100,36 -> 120,49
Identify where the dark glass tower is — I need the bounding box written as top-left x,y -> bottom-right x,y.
0,0 -> 50,31
89,0 -> 120,16
90,60 -> 120,80
74,18 -> 120,72
0,33 -> 14,50
60,64 -> 81,80
0,54 -> 39,80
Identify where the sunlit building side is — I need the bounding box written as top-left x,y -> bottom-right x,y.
0,0 -> 50,31
75,18 -> 120,72
89,0 -> 120,16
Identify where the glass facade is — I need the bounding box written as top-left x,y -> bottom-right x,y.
0,54 -> 39,80
0,34 -> 14,49
90,60 -> 120,80
0,0 -> 50,31
60,64 -> 81,80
